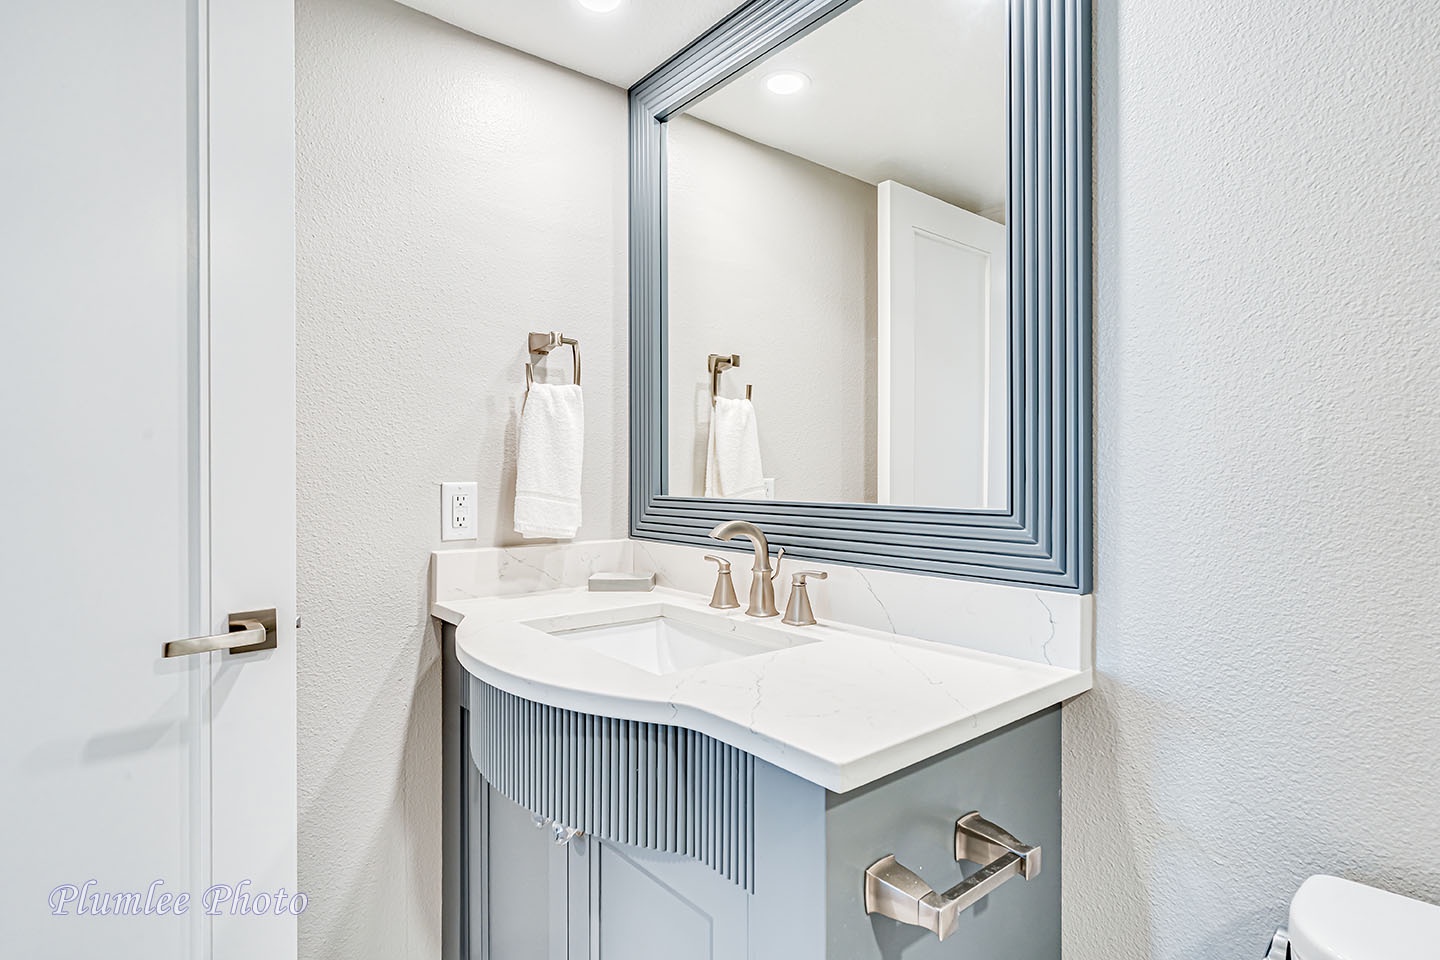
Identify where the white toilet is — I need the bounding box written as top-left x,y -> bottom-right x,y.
1267,875 -> 1440,959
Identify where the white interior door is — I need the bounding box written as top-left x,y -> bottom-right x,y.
0,2 -> 296,958
877,180 -> 1008,509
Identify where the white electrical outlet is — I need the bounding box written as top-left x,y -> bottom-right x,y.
441,481 -> 479,541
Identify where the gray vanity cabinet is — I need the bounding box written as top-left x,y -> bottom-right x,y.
586,837 -> 750,959
466,772 -> 750,960
448,654 -> 1062,958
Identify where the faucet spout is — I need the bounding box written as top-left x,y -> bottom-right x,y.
709,520 -> 771,571
708,520 -> 782,617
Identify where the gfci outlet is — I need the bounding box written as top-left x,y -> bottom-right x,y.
441,482 -> 479,541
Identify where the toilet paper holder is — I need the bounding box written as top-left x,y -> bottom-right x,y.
864,811 -> 1042,941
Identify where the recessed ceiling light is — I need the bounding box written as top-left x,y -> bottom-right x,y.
765,71 -> 810,96
576,0 -> 622,12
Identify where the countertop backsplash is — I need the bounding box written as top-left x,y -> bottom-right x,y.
431,538 -> 1092,671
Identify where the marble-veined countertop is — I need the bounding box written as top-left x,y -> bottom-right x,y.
435,586 -> 1090,793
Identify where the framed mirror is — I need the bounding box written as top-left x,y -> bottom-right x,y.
629,0 -> 1090,591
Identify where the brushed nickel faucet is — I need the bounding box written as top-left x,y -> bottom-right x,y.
708,520 -> 784,617
702,555 -> 740,610
782,571 -> 827,626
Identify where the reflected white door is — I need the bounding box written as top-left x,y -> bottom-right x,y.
877,181 -> 1007,509
0,2 -> 296,958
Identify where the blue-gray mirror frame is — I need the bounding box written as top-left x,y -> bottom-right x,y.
628,0 -> 1091,591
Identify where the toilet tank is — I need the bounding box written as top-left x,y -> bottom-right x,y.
1288,875 -> 1440,960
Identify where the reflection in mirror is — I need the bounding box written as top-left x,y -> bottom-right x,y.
664,0 -> 1008,509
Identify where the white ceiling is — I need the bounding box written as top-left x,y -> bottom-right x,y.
688,0 -> 1007,215
394,0 -> 742,88
397,0 -> 1007,216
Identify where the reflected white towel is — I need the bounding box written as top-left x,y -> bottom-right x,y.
705,396 -> 766,499
514,383 -> 584,539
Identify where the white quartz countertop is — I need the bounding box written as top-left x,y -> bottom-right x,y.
435,587 -> 1091,793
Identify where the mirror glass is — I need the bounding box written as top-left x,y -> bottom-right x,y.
664,0 -> 1008,509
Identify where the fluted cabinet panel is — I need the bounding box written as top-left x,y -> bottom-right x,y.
468,680 -> 756,891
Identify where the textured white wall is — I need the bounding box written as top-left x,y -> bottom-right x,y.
295,1 -> 627,956
666,115 -> 877,503
1065,2 -> 1440,957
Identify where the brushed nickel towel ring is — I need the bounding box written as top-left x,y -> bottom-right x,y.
525,331 -> 581,391
707,353 -> 752,405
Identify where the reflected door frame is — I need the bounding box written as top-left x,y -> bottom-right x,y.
878,180 -> 1008,510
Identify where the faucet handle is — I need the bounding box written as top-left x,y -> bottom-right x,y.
782,570 -> 827,626
704,555 -> 740,610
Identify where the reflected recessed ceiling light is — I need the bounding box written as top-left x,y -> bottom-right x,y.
765,71 -> 809,95
577,0 -> 622,12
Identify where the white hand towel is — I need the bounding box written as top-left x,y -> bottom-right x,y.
514,383 -> 584,539
705,396 -> 767,499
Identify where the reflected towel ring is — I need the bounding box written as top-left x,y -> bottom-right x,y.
525,331 -> 581,392
707,353 -> 752,405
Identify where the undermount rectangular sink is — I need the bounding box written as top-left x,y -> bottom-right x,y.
552,615 -> 811,676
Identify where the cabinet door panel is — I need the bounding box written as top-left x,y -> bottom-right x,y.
482,782 -> 566,959
588,841 -> 747,960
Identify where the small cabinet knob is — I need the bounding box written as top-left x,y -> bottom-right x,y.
704,555 -> 740,610
782,571 -> 827,626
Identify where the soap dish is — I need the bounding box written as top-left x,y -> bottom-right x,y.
588,571 -> 655,593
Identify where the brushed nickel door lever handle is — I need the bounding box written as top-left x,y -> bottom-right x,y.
163,608 -> 279,658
